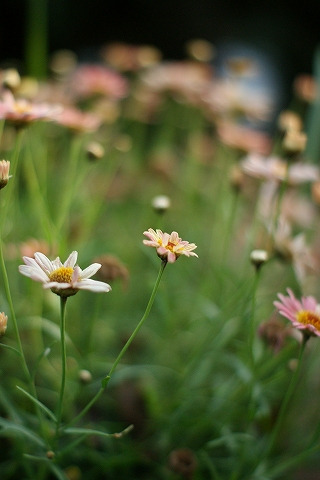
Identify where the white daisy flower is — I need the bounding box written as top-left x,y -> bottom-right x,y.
19,251 -> 111,297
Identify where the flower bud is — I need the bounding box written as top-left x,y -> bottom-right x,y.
0,312 -> 8,336
250,249 -> 268,270
0,160 -> 11,189
151,195 -> 171,214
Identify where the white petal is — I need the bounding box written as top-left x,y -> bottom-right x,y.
64,251 -> 78,268
52,257 -> 63,269
80,263 -> 101,279
34,252 -> 54,273
43,282 -> 72,289
19,265 -> 49,282
76,279 -> 111,292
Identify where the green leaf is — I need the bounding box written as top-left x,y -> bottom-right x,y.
0,417 -> 46,447
63,424 -> 133,438
0,343 -> 21,355
16,385 -> 57,422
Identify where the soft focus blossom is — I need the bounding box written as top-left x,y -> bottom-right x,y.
0,90 -> 61,126
101,42 -> 162,72
19,251 -> 111,297
143,229 -> 198,263
241,153 -> 319,184
293,74 -> 317,103
0,160 -> 11,189
67,64 -> 128,100
274,288 -> 320,337
271,218 -> 316,284
203,80 -> 273,124
0,312 -> 8,336
141,61 -> 212,104
277,110 -> 303,133
54,106 -> 102,133
217,122 -> 272,155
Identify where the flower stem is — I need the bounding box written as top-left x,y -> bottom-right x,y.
64,260 -> 167,429
256,336 -> 307,472
55,296 -> 68,436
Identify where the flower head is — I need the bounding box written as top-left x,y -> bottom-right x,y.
0,160 -> 11,189
274,288 -> 320,337
143,228 -> 198,263
19,251 -> 111,297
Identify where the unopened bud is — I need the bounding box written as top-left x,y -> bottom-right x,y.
0,312 -> 7,335
0,160 -> 11,189
79,369 -> 92,384
151,195 -> 171,214
2,69 -> 21,91
86,141 -> 105,160
250,249 -> 268,270
282,130 -> 307,154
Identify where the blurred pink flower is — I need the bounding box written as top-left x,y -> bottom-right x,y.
68,64 -> 128,100
274,288 -> 320,337
0,90 -> 61,126
19,251 -> 111,297
143,228 -> 198,263
217,122 -> 272,154
54,106 -> 102,133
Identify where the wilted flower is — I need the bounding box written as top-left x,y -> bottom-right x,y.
258,316 -> 294,353
168,448 -> 197,480
19,251 -> 111,297
0,312 -> 8,335
0,160 -> 11,189
274,288 -> 320,337
94,254 -> 129,289
143,229 -> 198,263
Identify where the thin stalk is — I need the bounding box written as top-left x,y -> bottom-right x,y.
253,336 -> 307,476
63,260 -> 167,429
56,134 -> 84,235
55,296 -> 68,437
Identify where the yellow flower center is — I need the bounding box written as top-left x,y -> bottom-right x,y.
296,310 -> 320,331
49,266 -> 74,284
166,241 -> 176,252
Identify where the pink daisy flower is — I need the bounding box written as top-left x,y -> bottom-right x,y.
143,228 -> 198,263
274,288 -> 320,337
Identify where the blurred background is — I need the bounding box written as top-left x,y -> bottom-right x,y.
1,0 -> 320,83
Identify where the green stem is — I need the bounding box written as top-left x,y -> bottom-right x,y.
0,128 -> 25,230
258,337 -> 307,467
56,134 -> 84,235
25,0 -> 48,78
55,296 -> 68,436
63,260 -> 167,429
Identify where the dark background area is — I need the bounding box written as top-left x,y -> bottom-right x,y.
1,0 -> 320,88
